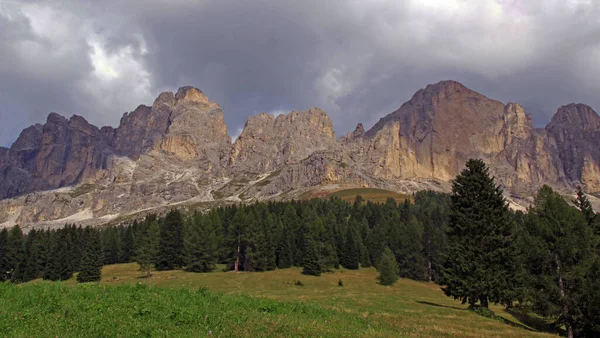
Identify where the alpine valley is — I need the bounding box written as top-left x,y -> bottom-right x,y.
1,80 -> 599,229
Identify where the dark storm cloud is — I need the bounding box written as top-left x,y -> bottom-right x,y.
2,0 -> 600,146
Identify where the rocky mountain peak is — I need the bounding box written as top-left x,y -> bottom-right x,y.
46,112 -> 69,125
352,123 -> 365,137
230,108 -> 336,172
2,80 -> 600,228
175,86 -> 210,104
545,103 -> 600,193
503,102 -> 533,141
548,103 -> 600,131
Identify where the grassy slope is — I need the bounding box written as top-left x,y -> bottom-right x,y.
1,264 -> 556,337
305,187 -> 412,204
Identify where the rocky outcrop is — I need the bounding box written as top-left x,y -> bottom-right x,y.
1,80 -> 599,228
230,108 -> 336,173
546,104 -> 600,193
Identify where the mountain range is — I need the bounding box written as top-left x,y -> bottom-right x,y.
1,80 -> 599,229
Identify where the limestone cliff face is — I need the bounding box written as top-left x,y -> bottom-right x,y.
363,80 -> 507,181
1,80 -> 600,228
34,114 -> 116,187
546,104 -> 600,193
155,86 -> 230,165
230,108 -> 336,172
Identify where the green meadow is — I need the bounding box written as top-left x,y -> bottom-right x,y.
0,263 -> 556,337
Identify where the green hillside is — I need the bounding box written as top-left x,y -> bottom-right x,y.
0,264 -> 556,337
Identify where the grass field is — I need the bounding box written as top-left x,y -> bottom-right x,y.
0,264 -> 557,337
327,188 -> 412,204
303,187 -> 413,204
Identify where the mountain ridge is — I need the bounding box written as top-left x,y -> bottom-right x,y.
1,80 -> 599,228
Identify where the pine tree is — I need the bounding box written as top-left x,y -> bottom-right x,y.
440,159 -> 519,308
7,225 -> 24,282
156,210 -> 185,270
184,215 -> 217,273
340,226 -> 359,270
302,235 -> 321,276
44,229 -> 74,281
120,225 -> 135,263
397,217 -> 426,280
135,220 -> 160,277
415,191 -> 450,282
377,247 -> 399,285
0,228 -> 9,281
518,185 -> 595,338
77,229 -> 104,283
12,229 -> 41,283
277,227 -> 294,268
575,186 -> 596,227
102,227 -> 121,265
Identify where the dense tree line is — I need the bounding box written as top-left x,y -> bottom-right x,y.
1,158 -> 599,336
0,190 -> 450,284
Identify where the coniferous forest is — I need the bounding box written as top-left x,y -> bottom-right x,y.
1,159 -> 599,336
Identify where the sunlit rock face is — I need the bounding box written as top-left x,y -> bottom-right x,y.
1,81 -> 599,228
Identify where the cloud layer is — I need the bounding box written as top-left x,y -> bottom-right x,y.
2,0 -> 600,146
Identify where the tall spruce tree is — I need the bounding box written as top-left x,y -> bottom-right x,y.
302,234 -> 321,276
575,186 -> 596,226
0,228 -> 11,281
578,258 -> 600,337
44,229 -> 74,281
377,247 -> 399,285
6,225 -> 24,282
156,210 -> 185,270
184,215 -> 217,273
518,185 -> 596,338
440,159 -> 519,308
77,229 -> 104,283
120,225 -> 135,263
397,217 -> 427,280
135,220 -> 160,277
341,226 -> 360,270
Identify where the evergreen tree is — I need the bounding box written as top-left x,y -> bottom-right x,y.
135,220 -> 160,277
377,247 -> 399,285
415,191 -> 450,282
44,229 -> 74,281
77,229 -> 104,283
120,225 -> 135,263
102,227 -> 121,265
184,215 -> 217,273
440,159 -> 519,308
156,210 -> 185,270
340,226 -> 360,270
244,211 -> 271,271
6,225 -> 24,282
277,226 -> 294,269
518,185 -> 595,338
397,217 -> 427,280
302,235 -> 321,276
575,186 -> 596,226
0,228 -> 9,281
12,229 -> 40,283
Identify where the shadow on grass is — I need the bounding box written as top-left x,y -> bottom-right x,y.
415,300 -> 464,310
416,301 -> 559,334
505,308 -> 565,336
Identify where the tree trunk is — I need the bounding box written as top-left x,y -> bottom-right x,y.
427,256 -> 432,282
480,296 -> 489,308
555,254 -> 574,338
147,265 -> 151,278
234,236 -> 240,273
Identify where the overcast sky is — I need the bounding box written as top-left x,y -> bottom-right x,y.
1,0 -> 600,146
